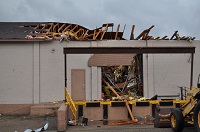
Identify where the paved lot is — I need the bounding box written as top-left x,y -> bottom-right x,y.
0,115 -> 195,132
67,125 -> 194,132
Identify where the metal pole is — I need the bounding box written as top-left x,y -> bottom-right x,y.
181,88 -> 183,100
190,53 -> 194,89
64,54 -> 67,101
64,54 -> 67,87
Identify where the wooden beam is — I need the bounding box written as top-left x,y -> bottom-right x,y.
170,31 -> 178,40
146,36 -> 153,40
94,29 -> 102,40
136,31 -> 146,40
125,101 -> 136,122
75,28 -> 84,35
121,24 -> 126,38
162,36 -> 168,39
34,24 -> 39,29
100,24 -> 108,40
58,24 -> 66,32
81,30 -> 89,40
143,25 -> 154,40
130,25 -> 135,40
63,24 -> 72,32
102,78 -> 120,97
115,24 -> 120,40
71,24 -> 78,31
42,24 -> 46,30
53,23 -> 59,32
93,30 -> 96,40
180,36 -> 186,40
147,25 -> 154,31
102,23 -> 114,27
47,23 -> 54,32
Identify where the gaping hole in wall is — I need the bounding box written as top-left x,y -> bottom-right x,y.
101,54 -> 143,101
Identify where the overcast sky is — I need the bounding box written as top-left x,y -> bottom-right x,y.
0,0 -> 199,39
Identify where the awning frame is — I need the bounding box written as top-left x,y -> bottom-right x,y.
63,46 -> 195,95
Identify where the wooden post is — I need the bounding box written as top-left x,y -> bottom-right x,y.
102,78 -> 120,97
115,24 -> 120,40
125,101 -> 135,122
130,25 -> 135,40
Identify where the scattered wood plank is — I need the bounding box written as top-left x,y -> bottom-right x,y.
155,37 -> 160,40
125,101 -> 136,122
100,24 -> 108,40
102,77 -> 120,98
170,31 -> 178,40
130,25 -> 135,40
162,36 -> 168,39
107,120 -> 138,126
115,24 -> 120,40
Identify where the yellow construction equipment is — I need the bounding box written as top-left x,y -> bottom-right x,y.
65,87 -> 77,125
170,74 -> 200,132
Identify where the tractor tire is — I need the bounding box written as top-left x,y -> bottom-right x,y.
170,108 -> 184,132
194,101 -> 200,132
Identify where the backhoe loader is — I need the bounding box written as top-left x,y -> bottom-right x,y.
170,74 -> 200,132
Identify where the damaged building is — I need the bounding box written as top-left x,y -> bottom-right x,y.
0,22 -> 200,130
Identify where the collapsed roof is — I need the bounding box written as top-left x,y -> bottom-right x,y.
0,22 -> 196,41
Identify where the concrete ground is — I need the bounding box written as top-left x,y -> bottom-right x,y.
0,115 -> 195,132
0,116 -> 57,132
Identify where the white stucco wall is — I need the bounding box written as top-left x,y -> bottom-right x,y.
33,41 -> 102,102
143,40 -> 200,98
66,41 -> 102,100
0,41 -> 102,104
0,40 -> 199,104
0,42 -> 33,104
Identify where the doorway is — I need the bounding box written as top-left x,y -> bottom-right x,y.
71,69 -> 86,101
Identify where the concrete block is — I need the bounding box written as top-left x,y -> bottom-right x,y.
57,104 -> 68,132
83,106 -> 103,120
30,104 -> 60,116
108,106 -> 128,120
0,104 -> 32,115
132,105 -> 152,119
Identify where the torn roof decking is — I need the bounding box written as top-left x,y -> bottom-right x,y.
0,22 -> 44,39
0,22 -> 195,41
0,22 -> 124,40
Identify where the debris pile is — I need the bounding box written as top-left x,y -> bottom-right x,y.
101,55 -> 144,101
134,25 -> 195,41
26,23 -> 125,41
24,121 -> 48,132
107,120 -> 138,126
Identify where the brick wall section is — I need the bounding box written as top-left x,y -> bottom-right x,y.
57,104 -> 68,132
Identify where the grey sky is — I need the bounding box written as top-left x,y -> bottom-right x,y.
0,0 -> 199,39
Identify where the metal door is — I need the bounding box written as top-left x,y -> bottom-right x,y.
71,69 -> 86,101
